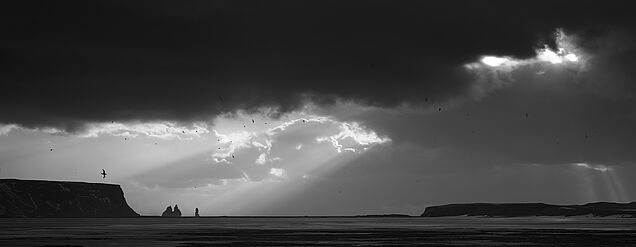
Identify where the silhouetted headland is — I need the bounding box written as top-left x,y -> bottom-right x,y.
421,202 -> 636,217
0,179 -> 139,217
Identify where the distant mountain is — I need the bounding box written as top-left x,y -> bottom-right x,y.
421,202 -> 636,217
0,179 -> 139,217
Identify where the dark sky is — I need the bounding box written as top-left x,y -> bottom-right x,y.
1,1 -> 636,215
2,0 -> 633,130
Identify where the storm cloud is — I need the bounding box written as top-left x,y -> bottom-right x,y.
2,0 -> 635,132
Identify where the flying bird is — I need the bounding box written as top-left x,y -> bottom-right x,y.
438,107 -> 442,112
101,169 -> 107,179
252,119 -> 255,123
232,154 -> 235,158
50,148 -> 53,152
525,113 -> 529,118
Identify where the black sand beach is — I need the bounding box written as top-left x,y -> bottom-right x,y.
1,217 -> 635,246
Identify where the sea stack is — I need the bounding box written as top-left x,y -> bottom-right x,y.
173,204 -> 182,217
161,206 -> 173,217
161,204 -> 182,217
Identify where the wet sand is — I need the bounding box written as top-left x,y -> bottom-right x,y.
1,217 -> 635,246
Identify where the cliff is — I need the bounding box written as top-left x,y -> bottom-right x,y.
421,202 -> 636,217
0,179 -> 139,217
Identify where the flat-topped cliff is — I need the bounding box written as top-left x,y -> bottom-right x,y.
0,179 -> 139,217
421,202 -> 636,217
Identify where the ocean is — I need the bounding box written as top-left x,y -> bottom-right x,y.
1,217 -> 635,246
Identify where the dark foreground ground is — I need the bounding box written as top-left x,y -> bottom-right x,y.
1,217 -> 635,246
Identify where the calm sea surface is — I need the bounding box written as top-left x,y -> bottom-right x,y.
1,217 -> 635,246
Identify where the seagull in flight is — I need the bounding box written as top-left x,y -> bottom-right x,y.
101,169 -> 107,179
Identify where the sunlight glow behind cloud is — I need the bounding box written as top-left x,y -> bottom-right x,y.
536,46 -> 579,64
316,122 -> 391,153
464,29 -> 587,99
472,29 -> 582,69
481,56 -> 511,67
0,124 -> 19,136
573,162 -> 610,172
80,122 -> 210,139
210,113 -> 391,167
269,168 -> 288,180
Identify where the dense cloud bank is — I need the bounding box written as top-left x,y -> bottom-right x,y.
1,0 -> 635,132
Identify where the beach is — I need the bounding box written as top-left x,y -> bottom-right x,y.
1,217 -> 635,246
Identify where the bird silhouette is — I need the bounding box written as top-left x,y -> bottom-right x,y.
252,119 -> 255,123
232,154 -> 235,158
525,113 -> 529,118
438,107 -> 442,112
50,148 -> 53,152
101,169 -> 107,179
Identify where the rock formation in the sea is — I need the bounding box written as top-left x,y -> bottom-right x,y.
421,202 -> 636,217
161,206 -> 173,217
195,207 -> 200,217
161,204 -> 182,217
173,204 -> 182,217
0,179 -> 139,218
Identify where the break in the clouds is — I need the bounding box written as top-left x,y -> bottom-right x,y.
80,121 -> 210,139
209,114 -> 389,169
465,29 -> 585,96
127,111 -> 390,187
